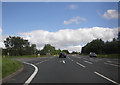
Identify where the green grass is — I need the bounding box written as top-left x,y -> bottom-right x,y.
97,54 -> 120,59
2,58 -> 23,78
3,54 -> 57,58
4,55 -> 38,58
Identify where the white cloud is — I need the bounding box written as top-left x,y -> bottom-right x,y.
0,28 -> 2,36
0,28 -> 5,48
18,27 -> 118,52
64,16 -> 86,25
103,9 -> 119,20
69,5 -> 78,10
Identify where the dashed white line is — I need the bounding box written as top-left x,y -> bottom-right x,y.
76,62 -> 86,68
63,60 -> 65,63
60,60 -> 66,64
68,57 -> 70,59
84,61 -> 93,64
70,58 -> 73,61
23,62 -> 38,85
36,61 -> 43,65
68,57 -> 73,61
35,59 -> 49,65
94,72 -> 120,85
107,61 -> 112,62
104,63 -> 120,67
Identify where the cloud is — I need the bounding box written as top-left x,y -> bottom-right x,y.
69,5 -> 78,10
0,28 -> 5,48
103,9 -> 119,20
0,27 -> 2,47
64,16 -> 86,25
18,27 -> 118,52
0,28 -> 2,36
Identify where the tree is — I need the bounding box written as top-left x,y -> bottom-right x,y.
117,31 -> 120,54
56,49 -> 61,54
4,36 -> 36,56
81,37 -> 119,54
62,50 -> 70,54
81,39 -> 104,54
40,44 -> 56,55
71,51 -> 79,54
104,38 -> 118,54
31,44 -> 37,55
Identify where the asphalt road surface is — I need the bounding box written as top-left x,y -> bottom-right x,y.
2,55 -> 120,85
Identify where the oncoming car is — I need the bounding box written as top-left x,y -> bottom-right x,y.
89,52 -> 97,57
59,52 -> 67,58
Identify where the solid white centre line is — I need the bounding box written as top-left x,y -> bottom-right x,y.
23,62 -> 38,85
76,62 -> 86,68
84,61 -> 93,64
94,72 -> 120,85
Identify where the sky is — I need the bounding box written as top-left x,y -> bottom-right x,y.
1,2 -> 119,52
2,0 -> 120,2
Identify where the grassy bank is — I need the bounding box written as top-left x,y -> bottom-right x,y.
2,58 -> 23,78
3,54 -> 58,58
97,54 -> 120,59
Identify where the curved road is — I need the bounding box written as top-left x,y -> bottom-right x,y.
2,55 -> 120,84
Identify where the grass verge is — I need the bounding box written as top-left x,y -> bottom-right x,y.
97,54 -> 120,59
2,58 -> 23,78
3,54 -> 57,58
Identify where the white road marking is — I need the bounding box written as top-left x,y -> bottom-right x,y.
36,61 -> 43,65
35,59 -> 49,65
76,62 -> 86,68
63,60 -> 65,63
84,61 -> 93,64
94,72 -> 120,85
104,63 -> 120,67
68,57 -> 73,61
68,57 -> 70,59
23,62 -> 38,85
107,61 -> 112,62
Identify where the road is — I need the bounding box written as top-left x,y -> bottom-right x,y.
2,55 -> 120,84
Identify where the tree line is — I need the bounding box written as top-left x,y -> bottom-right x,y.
2,36 -> 70,56
81,32 -> 120,54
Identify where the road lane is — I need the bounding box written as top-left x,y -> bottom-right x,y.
31,56 -> 110,83
2,63 -> 35,84
2,55 -> 119,84
2,57 -> 55,84
69,55 -> 119,84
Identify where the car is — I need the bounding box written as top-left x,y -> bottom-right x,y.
59,52 -> 67,58
89,52 -> 97,57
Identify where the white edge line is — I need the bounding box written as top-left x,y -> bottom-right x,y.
94,72 -> 120,85
23,62 -> 38,85
76,62 -> 86,68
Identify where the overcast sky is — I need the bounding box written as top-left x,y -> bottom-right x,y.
1,2 -> 119,52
